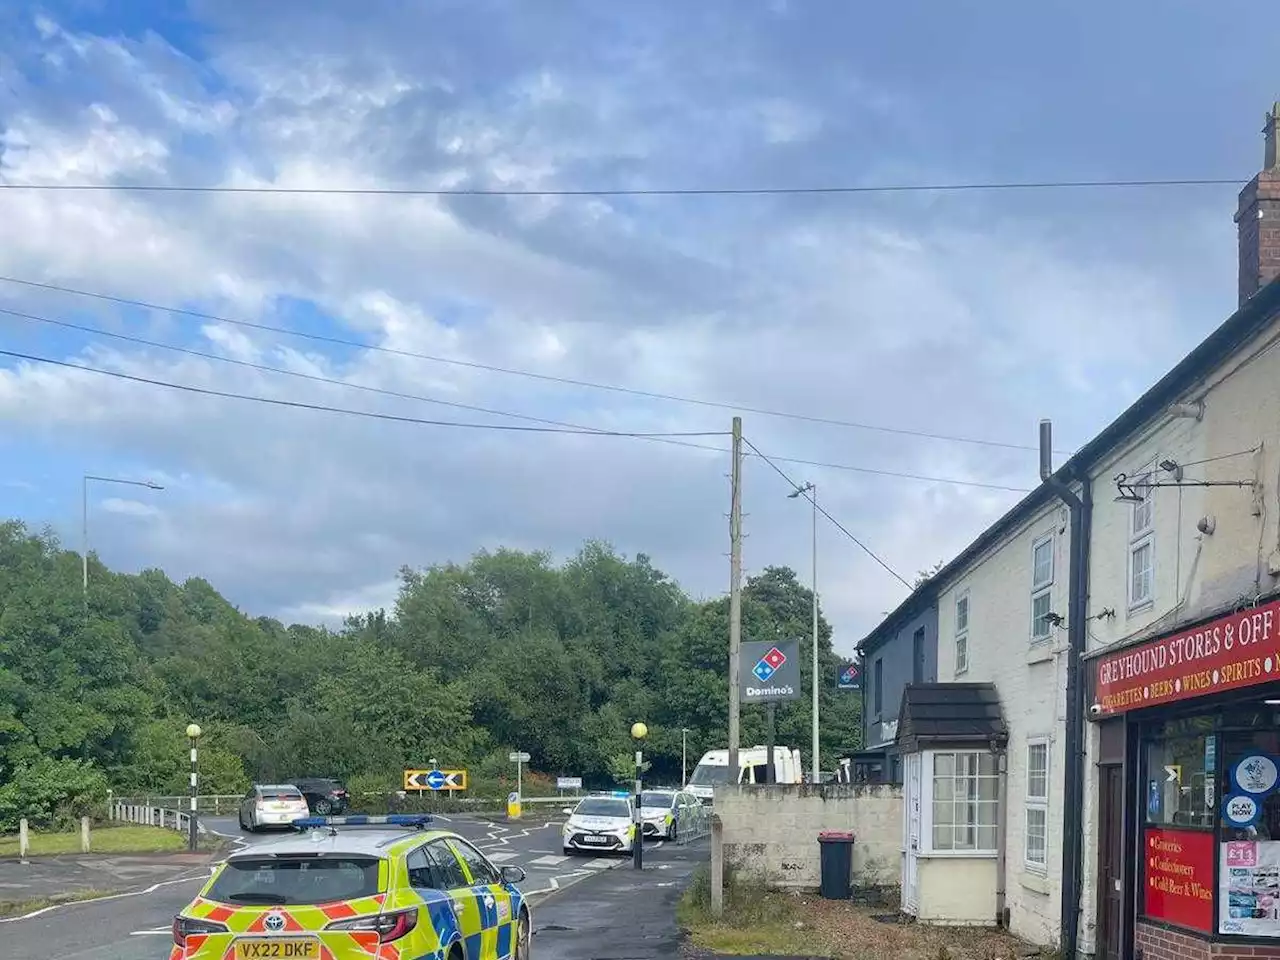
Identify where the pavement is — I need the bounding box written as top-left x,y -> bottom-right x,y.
0,851 -> 215,906
0,812 -> 703,959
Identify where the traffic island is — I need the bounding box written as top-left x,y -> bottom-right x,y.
677,866 -> 1033,960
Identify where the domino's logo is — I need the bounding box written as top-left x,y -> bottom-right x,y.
752,646 -> 788,683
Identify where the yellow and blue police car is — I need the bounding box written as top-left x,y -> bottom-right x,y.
169,815 -> 530,960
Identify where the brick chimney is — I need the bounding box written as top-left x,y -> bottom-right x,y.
1236,103 -> 1280,306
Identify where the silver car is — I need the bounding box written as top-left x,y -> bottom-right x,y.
237,783 -> 310,833
561,795 -> 636,855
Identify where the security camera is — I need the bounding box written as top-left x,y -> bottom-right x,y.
1089,703 -> 1103,717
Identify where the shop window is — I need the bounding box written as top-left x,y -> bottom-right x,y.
1144,718 -> 1214,828
1218,723 -> 1280,937
1025,740 -> 1049,869
929,751 -> 998,853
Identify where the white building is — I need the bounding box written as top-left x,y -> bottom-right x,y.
865,104 -> 1280,960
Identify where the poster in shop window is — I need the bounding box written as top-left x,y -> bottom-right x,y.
1145,827 -> 1214,933
1220,841 -> 1280,936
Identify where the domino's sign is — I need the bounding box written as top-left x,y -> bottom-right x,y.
740,639 -> 801,703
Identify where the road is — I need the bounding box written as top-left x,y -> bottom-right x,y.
0,813 -> 685,959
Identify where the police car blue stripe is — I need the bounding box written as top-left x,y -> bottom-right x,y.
497,919 -> 513,958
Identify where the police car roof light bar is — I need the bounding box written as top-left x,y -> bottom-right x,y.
291,814 -> 433,830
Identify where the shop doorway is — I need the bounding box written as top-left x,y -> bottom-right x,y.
1096,763 -> 1124,960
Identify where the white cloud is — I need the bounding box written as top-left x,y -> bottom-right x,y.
0,6 -> 1235,652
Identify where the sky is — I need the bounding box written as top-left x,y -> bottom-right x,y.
0,1 -> 1274,651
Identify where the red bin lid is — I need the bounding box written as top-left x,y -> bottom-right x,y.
818,830 -> 855,841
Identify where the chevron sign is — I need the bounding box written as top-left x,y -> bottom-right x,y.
404,768 -> 468,791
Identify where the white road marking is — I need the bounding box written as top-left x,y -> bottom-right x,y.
583,858 -> 616,869
129,928 -> 172,936
0,875 -> 208,924
485,852 -> 517,863
529,855 -> 569,867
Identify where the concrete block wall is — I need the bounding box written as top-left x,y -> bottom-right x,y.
714,782 -> 902,892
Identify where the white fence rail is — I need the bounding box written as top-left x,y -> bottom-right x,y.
111,794 -> 242,816
110,801 -> 197,836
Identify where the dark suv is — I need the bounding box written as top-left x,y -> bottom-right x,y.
290,777 -> 350,815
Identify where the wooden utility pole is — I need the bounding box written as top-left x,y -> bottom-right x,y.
728,416 -> 743,778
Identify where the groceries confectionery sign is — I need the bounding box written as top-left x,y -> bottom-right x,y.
1093,597 -> 1280,716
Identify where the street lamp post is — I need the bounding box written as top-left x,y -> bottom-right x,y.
788,481 -> 821,783
185,723 -> 202,852
631,722 -> 648,870
681,728 -> 690,788
82,475 -> 164,609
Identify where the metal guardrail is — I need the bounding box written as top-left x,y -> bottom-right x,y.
109,793 -> 574,814
111,794 -> 242,816
110,801 -> 197,836
674,802 -> 712,845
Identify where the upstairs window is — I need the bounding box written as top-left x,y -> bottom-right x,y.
1129,465 -> 1155,610
1031,536 -> 1054,641
955,593 -> 970,676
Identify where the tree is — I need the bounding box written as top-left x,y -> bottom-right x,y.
0,519 -> 867,811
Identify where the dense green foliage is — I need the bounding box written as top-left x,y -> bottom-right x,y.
0,521 -> 861,828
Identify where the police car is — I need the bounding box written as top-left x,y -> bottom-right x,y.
561,794 -> 636,856
170,815 -> 530,960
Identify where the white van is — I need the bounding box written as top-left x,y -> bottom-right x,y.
686,745 -> 803,803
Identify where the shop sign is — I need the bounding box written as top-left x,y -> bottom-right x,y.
1092,597 -> 1280,716
1220,840 -> 1280,936
1144,827 -> 1214,933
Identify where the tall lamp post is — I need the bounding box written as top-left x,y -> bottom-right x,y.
185,723 -> 202,852
681,728 -> 690,787
82,475 -> 164,608
788,480 -> 821,783
631,722 -> 647,870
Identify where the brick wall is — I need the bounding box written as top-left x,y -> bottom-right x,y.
1135,920 -> 1280,960
715,782 -> 902,892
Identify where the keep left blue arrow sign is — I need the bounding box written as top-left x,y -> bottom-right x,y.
425,770 -> 447,790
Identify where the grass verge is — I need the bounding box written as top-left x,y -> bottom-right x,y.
677,865 -> 1033,960
0,888 -> 121,918
0,825 -> 189,857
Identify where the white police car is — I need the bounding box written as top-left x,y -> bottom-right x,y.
561,794 -> 636,856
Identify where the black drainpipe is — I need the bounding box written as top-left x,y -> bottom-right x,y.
1040,420 -> 1092,960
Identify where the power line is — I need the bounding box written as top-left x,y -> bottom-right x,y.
0,176 -> 1245,197
742,435 -> 912,590
0,274 -> 1060,454
0,328 -> 1036,491
0,305 -> 693,440
0,347 -> 727,438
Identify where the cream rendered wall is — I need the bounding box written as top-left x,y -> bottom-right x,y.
935,499 -> 1072,947
916,856 -> 999,926
1079,312 -> 1280,958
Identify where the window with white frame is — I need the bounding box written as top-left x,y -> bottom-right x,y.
1025,740 -> 1049,869
1129,465 -> 1155,609
930,751 -> 998,853
955,593 -> 970,676
1030,535 -> 1054,641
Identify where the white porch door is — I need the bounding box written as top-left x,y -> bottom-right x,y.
901,751 -> 921,915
